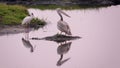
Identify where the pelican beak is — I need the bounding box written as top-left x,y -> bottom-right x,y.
60,10 -> 71,18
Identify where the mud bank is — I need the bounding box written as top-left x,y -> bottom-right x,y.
0,25 -> 25,36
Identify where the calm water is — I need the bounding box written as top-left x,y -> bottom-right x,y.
0,5 -> 120,68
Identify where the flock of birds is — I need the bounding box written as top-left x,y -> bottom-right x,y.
22,8 -> 72,36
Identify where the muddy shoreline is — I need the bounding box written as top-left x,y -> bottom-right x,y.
0,25 -> 36,36
0,25 -> 25,36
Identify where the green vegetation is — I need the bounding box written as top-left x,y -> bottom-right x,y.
0,3 -> 47,27
0,3 -> 109,26
0,3 -> 27,25
29,5 -> 81,10
29,4 -> 108,10
30,18 -> 46,29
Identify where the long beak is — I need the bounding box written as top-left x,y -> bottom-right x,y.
60,10 -> 70,18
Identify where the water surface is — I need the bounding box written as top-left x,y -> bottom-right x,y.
0,5 -> 120,68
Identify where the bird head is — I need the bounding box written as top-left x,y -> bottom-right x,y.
56,8 -> 70,18
28,13 -> 34,17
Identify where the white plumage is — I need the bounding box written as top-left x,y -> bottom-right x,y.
21,13 -> 34,26
22,16 -> 33,25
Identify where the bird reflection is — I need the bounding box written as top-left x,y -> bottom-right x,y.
22,38 -> 35,53
57,41 -> 72,66
24,28 -> 30,41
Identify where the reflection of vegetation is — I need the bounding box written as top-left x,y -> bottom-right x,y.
29,5 -> 80,10
30,18 -> 46,30
32,34 -> 81,43
0,3 -> 27,25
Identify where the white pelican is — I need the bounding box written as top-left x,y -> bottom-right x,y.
57,8 -> 72,35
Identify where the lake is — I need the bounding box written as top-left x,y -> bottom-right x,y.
0,5 -> 120,68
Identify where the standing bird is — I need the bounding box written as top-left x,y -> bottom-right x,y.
57,8 -> 72,35
21,13 -> 34,27
21,13 -> 34,40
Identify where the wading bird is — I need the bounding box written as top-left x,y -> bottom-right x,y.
57,8 -> 72,35
21,13 -> 34,27
21,13 -> 34,40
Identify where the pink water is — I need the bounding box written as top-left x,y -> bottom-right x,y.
0,5 -> 120,68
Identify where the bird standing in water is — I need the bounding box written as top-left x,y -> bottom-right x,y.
22,13 -> 34,27
57,8 -> 72,35
21,13 -> 34,40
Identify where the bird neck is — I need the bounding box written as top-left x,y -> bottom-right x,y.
58,12 -> 63,21
59,54 -> 63,61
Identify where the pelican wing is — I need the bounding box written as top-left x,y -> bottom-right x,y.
66,23 -> 71,35
57,20 -> 71,35
22,16 -> 33,25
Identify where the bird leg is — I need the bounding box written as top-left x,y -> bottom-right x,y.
57,31 -> 62,35
65,33 -> 67,36
60,32 -> 63,35
24,26 -> 29,40
27,27 -> 30,40
24,28 -> 27,40
57,32 -> 59,35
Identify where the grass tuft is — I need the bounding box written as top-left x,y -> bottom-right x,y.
29,18 -> 46,29
28,4 -> 109,10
